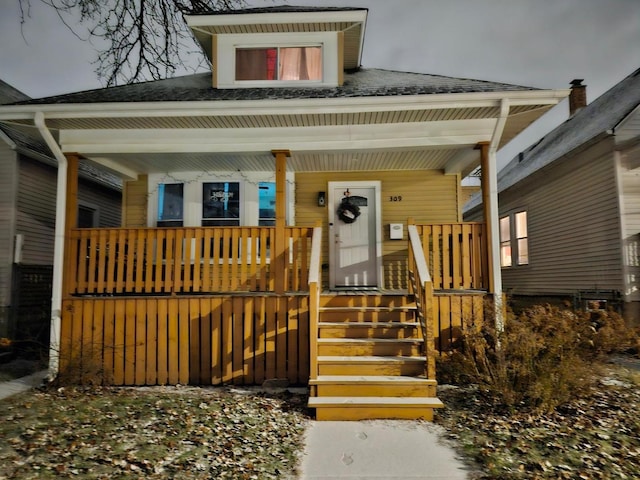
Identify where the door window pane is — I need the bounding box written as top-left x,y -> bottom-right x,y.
157,183 -> 183,227
202,182 -> 240,226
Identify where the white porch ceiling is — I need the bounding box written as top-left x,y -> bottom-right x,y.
84,146 -> 473,176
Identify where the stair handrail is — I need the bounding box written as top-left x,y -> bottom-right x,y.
407,224 -> 436,380
308,225 -> 322,381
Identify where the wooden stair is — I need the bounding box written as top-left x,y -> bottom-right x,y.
308,294 -> 443,421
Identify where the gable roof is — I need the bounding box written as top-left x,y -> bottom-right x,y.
466,66 -> 640,212
9,68 -> 539,106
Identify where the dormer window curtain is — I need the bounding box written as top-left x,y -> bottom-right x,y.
235,46 -> 322,81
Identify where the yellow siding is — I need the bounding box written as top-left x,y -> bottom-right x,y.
123,175 -> 148,227
295,170 -> 459,289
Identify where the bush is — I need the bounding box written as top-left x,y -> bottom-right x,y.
437,304 -> 638,412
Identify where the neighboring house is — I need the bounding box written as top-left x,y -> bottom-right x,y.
465,69 -> 640,324
0,79 -> 122,345
0,6 -> 568,420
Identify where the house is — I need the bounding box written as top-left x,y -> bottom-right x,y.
0,6 -> 568,420
465,69 -> 640,325
0,79 -> 122,347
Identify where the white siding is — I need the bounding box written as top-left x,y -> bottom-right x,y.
499,138 -> 624,296
16,157 -> 58,265
16,156 -> 122,266
0,145 -> 18,308
619,142 -> 640,301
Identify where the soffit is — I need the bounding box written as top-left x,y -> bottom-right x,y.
85,147 -> 471,175
7,104 -> 519,130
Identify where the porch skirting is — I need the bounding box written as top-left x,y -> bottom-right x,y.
60,295 -> 310,386
59,291 -> 487,387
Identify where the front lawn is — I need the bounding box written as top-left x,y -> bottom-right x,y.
0,385 -> 309,479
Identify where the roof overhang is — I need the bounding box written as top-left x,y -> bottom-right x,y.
185,9 -> 368,70
0,89 -> 569,179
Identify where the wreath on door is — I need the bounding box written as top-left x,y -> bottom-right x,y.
337,196 -> 361,224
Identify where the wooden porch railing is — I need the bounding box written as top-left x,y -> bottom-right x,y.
412,222 -> 488,291
407,224 -> 436,380
65,226 -> 314,296
308,226 -> 322,382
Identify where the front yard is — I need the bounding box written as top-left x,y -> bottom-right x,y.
0,385 -> 309,479
1,361 -> 639,479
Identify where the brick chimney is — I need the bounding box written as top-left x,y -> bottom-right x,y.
569,79 -> 587,116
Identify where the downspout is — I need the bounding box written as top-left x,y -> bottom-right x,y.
487,98 -> 510,331
34,111 -> 67,380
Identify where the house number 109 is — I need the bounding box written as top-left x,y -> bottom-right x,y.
389,196 -> 403,202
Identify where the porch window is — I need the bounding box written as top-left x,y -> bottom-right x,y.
500,211 -> 529,267
157,183 -> 184,227
202,182 -> 240,226
258,182 -> 276,226
236,46 -> 322,81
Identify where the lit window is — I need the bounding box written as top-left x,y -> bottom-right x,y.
500,211 -> 529,267
515,211 -> 529,265
236,46 -> 322,81
500,216 -> 511,267
258,182 -> 276,226
157,183 -> 183,227
202,182 -> 240,226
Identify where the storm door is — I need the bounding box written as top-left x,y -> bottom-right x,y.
328,181 -> 382,289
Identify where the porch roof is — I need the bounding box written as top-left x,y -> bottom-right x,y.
0,69 -> 568,179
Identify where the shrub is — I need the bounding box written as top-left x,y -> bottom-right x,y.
437,304 -> 638,412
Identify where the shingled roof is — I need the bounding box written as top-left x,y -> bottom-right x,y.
466,66 -> 640,212
11,68 -> 539,106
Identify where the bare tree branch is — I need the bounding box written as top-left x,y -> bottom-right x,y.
18,0 -> 248,86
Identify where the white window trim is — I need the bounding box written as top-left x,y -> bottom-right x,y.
500,210 -> 529,268
216,32 -> 339,88
148,171 -> 295,228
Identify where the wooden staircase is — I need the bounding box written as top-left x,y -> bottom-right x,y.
308,293 -> 443,421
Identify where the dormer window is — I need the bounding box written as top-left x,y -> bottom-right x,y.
236,46 -> 322,81
185,7 -> 367,89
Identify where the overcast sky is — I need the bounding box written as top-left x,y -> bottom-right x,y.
1,0 -> 639,169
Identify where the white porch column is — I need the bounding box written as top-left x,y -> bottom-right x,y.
481,143 -> 504,331
35,112 -> 70,379
482,98 -> 510,331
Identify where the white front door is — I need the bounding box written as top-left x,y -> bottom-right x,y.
329,181 -> 382,289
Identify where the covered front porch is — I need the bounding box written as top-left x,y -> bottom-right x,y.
60,218 -> 489,387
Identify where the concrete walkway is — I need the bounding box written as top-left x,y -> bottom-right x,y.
298,420 -> 473,479
0,370 -> 48,401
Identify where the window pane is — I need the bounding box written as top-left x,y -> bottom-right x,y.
203,182 -> 240,225
279,47 -> 322,80
236,48 -> 277,80
259,182 -> 276,226
500,216 -> 510,242
78,205 -> 97,228
515,211 -> 528,238
501,243 -> 512,267
158,183 -> 183,221
518,238 -> 529,265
